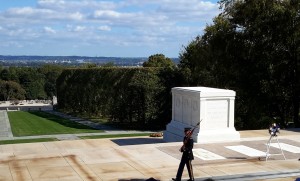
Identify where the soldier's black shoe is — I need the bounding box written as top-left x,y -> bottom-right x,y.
187,179 -> 194,181
172,178 -> 180,181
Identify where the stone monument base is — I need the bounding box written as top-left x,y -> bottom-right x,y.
164,120 -> 195,142
195,128 -> 240,143
164,120 -> 240,143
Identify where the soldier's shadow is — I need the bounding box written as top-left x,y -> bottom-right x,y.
112,138 -> 165,146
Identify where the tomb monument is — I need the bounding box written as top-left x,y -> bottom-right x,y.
163,87 -> 240,143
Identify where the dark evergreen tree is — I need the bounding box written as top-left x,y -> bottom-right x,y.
179,0 -> 300,128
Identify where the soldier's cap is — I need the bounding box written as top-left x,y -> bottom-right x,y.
184,127 -> 191,132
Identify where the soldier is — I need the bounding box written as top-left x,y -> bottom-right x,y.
172,127 -> 194,181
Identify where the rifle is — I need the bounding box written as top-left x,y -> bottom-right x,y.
180,120 -> 202,152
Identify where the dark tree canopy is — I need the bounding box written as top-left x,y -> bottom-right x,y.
143,54 -> 176,69
56,67 -> 184,130
0,80 -> 26,101
0,65 -> 63,100
179,0 -> 300,129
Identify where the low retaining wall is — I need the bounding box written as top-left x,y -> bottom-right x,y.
0,105 -> 53,111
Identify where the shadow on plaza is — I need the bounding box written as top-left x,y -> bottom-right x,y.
118,178 -> 217,181
112,137 -> 165,146
285,128 -> 300,133
119,177 -> 160,181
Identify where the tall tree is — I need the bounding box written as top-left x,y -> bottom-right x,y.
143,54 -> 176,69
0,69 -> 10,81
0,80 -> 26,101
38,64 -> 63,98
18,68 -> 46,100
223,0 -> 300,127
179,0 -> 300,128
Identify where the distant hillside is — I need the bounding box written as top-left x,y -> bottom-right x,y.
0,55 -> 179,67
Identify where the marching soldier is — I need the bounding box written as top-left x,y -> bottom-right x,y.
172,127 -> 194,181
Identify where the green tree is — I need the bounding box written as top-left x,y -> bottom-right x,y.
7,67 -> 19,82
0,80 -> 26,101
38,64 -> 63,98
179,0 -> 300,128
0,68 -> 10,81
222,0 -> 300,127
80,63 -> 97,68
101,62 -> 115,67
18,68 -> 46,100
56,67 -> 180,130
143,54 -> 176,69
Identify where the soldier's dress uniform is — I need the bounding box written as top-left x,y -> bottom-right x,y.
172,128 -> 194,181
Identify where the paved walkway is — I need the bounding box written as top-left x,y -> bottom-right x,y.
0,110 -> 300,181
0,111 -> 13,139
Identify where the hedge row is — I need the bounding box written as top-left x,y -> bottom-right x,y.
56,67 -> 184,129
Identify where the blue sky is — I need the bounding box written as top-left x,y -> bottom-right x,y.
0,0 -> 221,57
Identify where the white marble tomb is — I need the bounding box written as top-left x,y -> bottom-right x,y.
163,87 -> 240,143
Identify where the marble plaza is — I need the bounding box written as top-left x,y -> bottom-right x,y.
0,129 -> 300,181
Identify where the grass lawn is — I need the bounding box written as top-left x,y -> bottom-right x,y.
0,138 -> 58,145
8,111 -> 103,136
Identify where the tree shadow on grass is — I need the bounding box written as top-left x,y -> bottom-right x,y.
28,111 -> 99,130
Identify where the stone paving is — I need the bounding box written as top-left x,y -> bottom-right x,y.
0,111 -> 13,138
0,110 -> 300,180
0,130 -> 300,181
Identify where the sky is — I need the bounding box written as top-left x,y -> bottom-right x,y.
0,0 -> 221,58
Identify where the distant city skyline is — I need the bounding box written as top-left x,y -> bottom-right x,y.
0,0 -> 220,58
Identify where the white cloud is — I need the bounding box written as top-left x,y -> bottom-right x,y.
37,0 -> 67,10
69,12 -> 84,21
3,7 -> 83,22
157,1 -> 219,21
0,0 -> 220,57
6,7 -> 54,17
94,10 -> 122,18
74,26 -> 86,32
37,0 -> 117,11
65,25 -> 89,33
98,25 -> 111,31
44,26 -> 56,34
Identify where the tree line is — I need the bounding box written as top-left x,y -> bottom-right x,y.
0,65 -> 63,101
